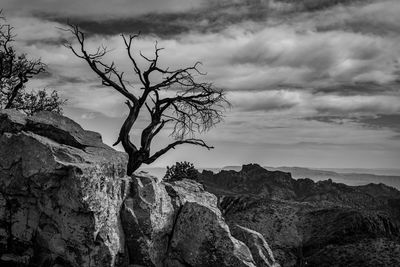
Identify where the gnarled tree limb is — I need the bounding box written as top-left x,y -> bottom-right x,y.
66,25 -> 229,175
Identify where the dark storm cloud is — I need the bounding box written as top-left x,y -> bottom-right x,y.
1,0 -> 205,18
317,19 -> 400,36
273,0 -> 369,12
314,100 -> 398,114
42,1 -> 271,37
24,38 -> 70,47
34,0 -> 379,37
314,1 -> 400,36
359,114 -> 400,132
311,82 -> 400,96
304,113 -> 400,134
303,116 -> 347,124
64,16 -> 189,37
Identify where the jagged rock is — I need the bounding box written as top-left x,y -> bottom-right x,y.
199,164 -> 295,199
203,164 -> 400,267
165,178 -> 218,210
231,225 -> 280,267
0,109 -> 106,149
0,109 -> 128,267
166,202 -> 256,267
0,110 -> 279,267
121,174 -> 175,267
121,177 -> 259,267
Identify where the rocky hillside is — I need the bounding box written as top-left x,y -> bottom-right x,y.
265,166 -> 400,190
0,109 -> 280,267
199,164 -> 400,267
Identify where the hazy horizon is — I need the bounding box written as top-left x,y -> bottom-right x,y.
141,164 -> 400,176
2,0 -> 400,169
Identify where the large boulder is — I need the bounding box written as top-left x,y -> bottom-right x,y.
121,175 -> 175,267
231,225 -> 280,267
0,110 -> 129,267
166,202 -> 256,267
121,177 -> 259,267
165,178 -> 218,210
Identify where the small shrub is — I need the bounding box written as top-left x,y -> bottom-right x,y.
164,161 -> 199,182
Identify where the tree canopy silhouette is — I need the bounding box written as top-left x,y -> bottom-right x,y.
66,25 -> 229,175
0,11 -> 65,114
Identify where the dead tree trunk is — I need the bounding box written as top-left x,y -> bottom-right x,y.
66,25 -> 229,176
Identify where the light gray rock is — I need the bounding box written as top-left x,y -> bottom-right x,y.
0,109 -> 129,267
231,225 -> 281,267
0,110 -> 278,267
166,201 -> 256,267
121,174 -> 175,267
164,178 -> 218,210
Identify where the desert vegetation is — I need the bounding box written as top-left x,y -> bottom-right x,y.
0,11 -> 65,115
164,161 -> 199,182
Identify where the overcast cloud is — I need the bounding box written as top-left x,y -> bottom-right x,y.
3,0 -> 400,168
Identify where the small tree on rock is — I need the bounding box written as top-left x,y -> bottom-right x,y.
0,11 -> 66,114
164,161 -> 199,182
66,25 -> 229,176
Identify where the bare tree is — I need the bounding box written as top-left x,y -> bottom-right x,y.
66,25 -> 229,175
0,11 -> 65,114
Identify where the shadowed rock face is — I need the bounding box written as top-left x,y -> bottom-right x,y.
200,164 -> 295,199
0,110 -> 278,267
199,164 -> 400,267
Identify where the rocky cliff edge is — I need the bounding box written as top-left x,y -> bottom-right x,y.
0,109 -> 279,267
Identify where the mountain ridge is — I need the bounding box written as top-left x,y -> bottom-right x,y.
197,164 -> 400,266
141,165 -> 400,190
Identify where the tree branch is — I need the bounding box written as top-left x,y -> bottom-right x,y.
66,24 -> 229,174
63,25 -> 139,105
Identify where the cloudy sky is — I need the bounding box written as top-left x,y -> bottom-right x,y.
2,0 -> 400,168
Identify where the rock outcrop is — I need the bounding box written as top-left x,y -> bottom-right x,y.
0,110 -> 275,267
121,174 -> 175,266
200,164 -> 295,199
231,225 -> 280,267
0,109 -> 129,267
121,175 -> 257,267
200,164 -> 400,267
166,202 -> 255,267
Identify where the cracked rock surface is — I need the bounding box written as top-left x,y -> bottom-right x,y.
0,109 -> 129,267
0,110 -> 278,267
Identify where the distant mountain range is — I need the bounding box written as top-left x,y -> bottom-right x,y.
141,166 -> 400,190
197,164 -> 400,266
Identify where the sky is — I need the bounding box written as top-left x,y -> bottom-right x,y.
2,0 -> 400,168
